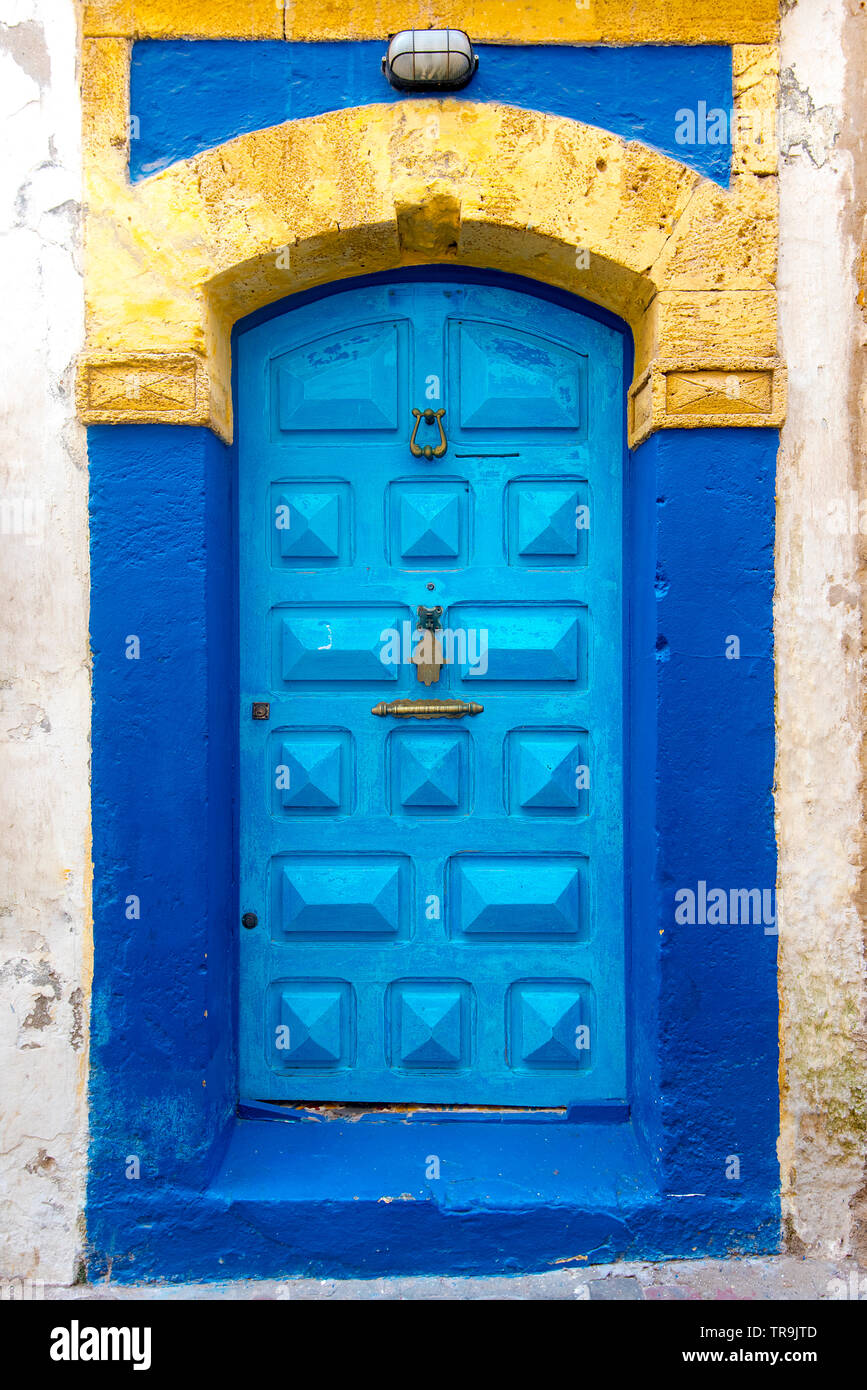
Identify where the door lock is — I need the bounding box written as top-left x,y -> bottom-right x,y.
241,912 -> 258,929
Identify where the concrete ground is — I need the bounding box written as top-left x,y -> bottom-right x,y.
32,1257 -> 867,1300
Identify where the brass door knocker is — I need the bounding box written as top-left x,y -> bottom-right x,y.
409,407 -> 447,459
414,604 -> 444,686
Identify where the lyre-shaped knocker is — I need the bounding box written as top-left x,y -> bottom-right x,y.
409,407 -> 447,459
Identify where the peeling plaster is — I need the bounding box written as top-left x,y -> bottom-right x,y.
777,0 -> 867,1260
0,0 -> 90,1284
0,19 -> 51,92
839,0 -> 867,1268
779,66 -> 840,168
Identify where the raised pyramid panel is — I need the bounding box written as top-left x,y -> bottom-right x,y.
388,981 -> 472,1070
507,980 -> 593,1071
389,728 -> 470,816
269,980 -> 355,1071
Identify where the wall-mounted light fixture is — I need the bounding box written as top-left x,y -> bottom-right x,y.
382,29 -> 478,93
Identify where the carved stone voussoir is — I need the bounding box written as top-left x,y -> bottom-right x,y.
629,360 -> 786,449
77,353 -> 208,426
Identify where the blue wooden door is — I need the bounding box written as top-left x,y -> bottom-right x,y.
238,280 -> 625,1106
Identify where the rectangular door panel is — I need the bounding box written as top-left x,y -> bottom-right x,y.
448,855 -> 588,940
273,604 -> 413,687
271,853 -> 412,941
448,603 -> 588,686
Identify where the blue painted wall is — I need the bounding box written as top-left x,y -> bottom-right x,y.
648,427 -> 778,1198
129,41 -> 733,184
89,424 -> 236,1201
86,274 -> 778,1280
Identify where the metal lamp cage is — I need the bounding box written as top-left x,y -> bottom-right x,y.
383,29 -> 478,91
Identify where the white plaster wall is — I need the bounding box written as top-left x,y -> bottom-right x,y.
777,0 -> 867,1257
0,0 -> 90,1284
0,0 -> 864,1284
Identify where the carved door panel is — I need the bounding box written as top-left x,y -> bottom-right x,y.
239,280 -> 625,1105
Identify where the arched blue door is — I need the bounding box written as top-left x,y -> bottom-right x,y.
238,279 -> 626,1106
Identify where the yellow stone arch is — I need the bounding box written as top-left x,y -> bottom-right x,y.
78,38 -> 784,446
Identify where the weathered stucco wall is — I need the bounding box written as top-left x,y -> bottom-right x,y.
777,0 -> 867,1260
0,0 -> 90,1284
80,0 -> 778,45
1,0 -> 867,1283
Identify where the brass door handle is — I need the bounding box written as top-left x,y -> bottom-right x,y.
372,698 -> 483,720
409,407 -> 447,459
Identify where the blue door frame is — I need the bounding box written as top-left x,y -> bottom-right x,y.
85,268 -> 779,1280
